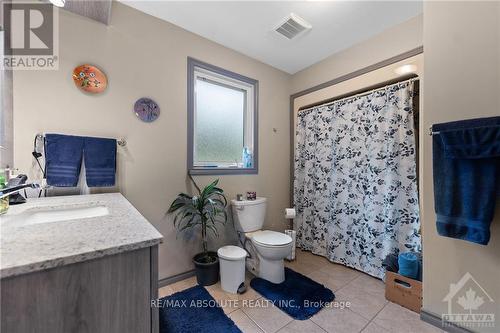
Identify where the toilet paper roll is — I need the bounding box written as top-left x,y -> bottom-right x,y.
284,208 -> 296,219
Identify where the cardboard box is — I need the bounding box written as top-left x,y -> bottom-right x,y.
385,271 -> 422,313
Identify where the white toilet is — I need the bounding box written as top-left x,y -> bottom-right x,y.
231,197 -> 292,284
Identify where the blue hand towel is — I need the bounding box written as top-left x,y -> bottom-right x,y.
398,252 -> 419,279
84,136 -> 116,187
432,116 -> 500,245
45,134 -> 84,187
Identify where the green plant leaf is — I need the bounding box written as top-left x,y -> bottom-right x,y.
179,215 -> 201,231
200,179 -> 219,201
215,209 -> 228,225
210,192 -> 227,207
213,187 -> 224,194
208,197 -> 225,207
207,223 -> 219,237
167,193 -> 193,213
207,198 -> 218,216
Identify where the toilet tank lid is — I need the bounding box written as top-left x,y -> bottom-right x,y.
217,246 -> 247,260
231,197 -> 267,206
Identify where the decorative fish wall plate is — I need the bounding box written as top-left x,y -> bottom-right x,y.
134,97 -> 160,123
72,64 -> 108,94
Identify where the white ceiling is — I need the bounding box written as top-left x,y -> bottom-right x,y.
119,1 -> 422,74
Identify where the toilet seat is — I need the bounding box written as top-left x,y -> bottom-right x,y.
251,230 -> 292,247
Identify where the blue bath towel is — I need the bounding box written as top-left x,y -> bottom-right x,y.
432,116 -> 500,245
45,134 -> 116,187
84,137 -> 116,187
45,134 -> 84,187
398,252 -> 419,279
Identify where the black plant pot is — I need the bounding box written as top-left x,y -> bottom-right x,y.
193,251 -> 219,286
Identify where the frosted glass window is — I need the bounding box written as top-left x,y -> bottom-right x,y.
188,58 -> 258,175
194,79 -> 245,164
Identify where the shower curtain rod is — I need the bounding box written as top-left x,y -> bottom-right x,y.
298,75 -> 419,113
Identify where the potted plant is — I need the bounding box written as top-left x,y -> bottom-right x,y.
168,178 -> 228,286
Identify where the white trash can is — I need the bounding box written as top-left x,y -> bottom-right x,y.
217,245 -> 247,294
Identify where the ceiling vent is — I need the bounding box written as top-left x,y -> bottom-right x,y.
274,13 -> 312,40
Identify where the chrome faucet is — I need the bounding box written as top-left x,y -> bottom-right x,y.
0,183 -> 40,199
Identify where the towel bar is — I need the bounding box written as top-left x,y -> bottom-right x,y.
428,126 -> 440,136
35,134 -> 126,147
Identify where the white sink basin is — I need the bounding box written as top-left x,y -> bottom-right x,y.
1,204 -> 109,227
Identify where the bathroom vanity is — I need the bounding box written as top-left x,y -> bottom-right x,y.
0,193 -> 163,333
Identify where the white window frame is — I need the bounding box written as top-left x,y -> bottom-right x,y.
187,58 -> 258,175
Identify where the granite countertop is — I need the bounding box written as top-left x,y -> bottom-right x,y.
0,193 -> 163,279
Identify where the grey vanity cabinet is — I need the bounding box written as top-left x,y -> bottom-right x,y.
0,246 -> 159,333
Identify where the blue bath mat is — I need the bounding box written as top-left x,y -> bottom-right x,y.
250,267 -> 335,320
159,285 -> 241,333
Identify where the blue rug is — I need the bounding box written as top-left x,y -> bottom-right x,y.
159,285 -> 241,333
250,267 -> 335,320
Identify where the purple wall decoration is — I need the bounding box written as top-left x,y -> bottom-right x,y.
134,98 -> 160,123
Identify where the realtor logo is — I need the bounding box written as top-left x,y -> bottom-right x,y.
2,1 -> 58,69
442,272 -> 495,329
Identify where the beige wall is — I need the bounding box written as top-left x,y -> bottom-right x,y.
12,2 -> 291,280
422,1 -> 500,331
291,14 -> 423,94
1,30 -> 13,169
293,54 -> 423,111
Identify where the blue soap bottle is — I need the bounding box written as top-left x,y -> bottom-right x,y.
242,147 -> 253,168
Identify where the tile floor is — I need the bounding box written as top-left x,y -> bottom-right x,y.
158,249 -> 443,333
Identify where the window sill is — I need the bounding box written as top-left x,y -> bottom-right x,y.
188,167 -> 258,175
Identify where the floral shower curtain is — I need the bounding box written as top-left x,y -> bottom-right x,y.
294,81 -> 420,279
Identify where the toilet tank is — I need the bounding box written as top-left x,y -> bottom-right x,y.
230,197 -> 267,232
